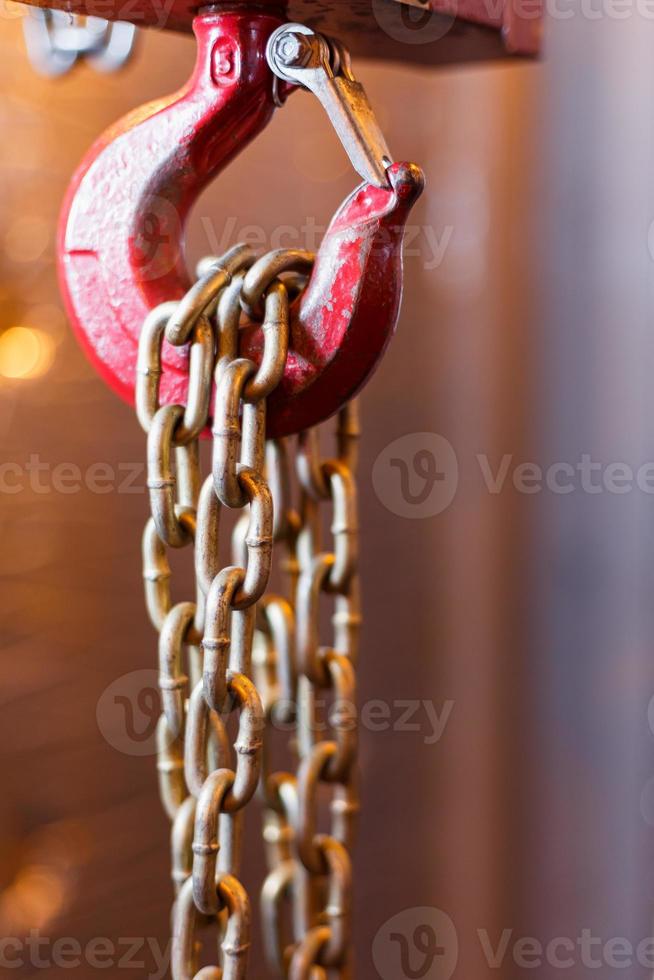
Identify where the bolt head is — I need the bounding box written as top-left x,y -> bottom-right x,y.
275,31 -> 313,68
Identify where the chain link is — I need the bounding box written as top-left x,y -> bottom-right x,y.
259,400 -> 360,979
137,244 -> 361,978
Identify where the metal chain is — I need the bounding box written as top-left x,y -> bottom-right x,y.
137,246 -> 361,978
259,405 -> 361,979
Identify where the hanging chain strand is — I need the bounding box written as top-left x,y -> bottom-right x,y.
259,405 -> 361,979
137,246 -> 361,979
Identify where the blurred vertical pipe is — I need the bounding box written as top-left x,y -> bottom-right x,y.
352,60 -> 539,977
434,64 -> 536,977
523,10 -> 654,976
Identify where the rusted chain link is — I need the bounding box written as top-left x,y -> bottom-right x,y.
137,244 -> 361,978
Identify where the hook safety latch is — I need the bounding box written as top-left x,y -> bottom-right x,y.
266,23 -> 393,189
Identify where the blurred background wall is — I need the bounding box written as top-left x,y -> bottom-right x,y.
1,6 -> 654,979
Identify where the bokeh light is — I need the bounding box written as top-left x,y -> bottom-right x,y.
0,326 -> 55,380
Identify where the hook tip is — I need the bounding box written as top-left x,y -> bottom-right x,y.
386,161 -> 426,205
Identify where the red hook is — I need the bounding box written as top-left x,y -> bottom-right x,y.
58,9 -> 424,438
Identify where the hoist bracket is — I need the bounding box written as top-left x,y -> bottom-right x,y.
15,0 -> 541,65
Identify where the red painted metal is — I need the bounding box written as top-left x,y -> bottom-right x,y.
58,9 -> 424,437
241,161 -> 424,436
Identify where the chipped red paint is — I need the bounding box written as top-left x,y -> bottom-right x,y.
58,9 -> 424,437
245,162 -> 424,436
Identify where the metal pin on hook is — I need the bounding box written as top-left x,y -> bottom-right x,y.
266,23 -> 393,189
